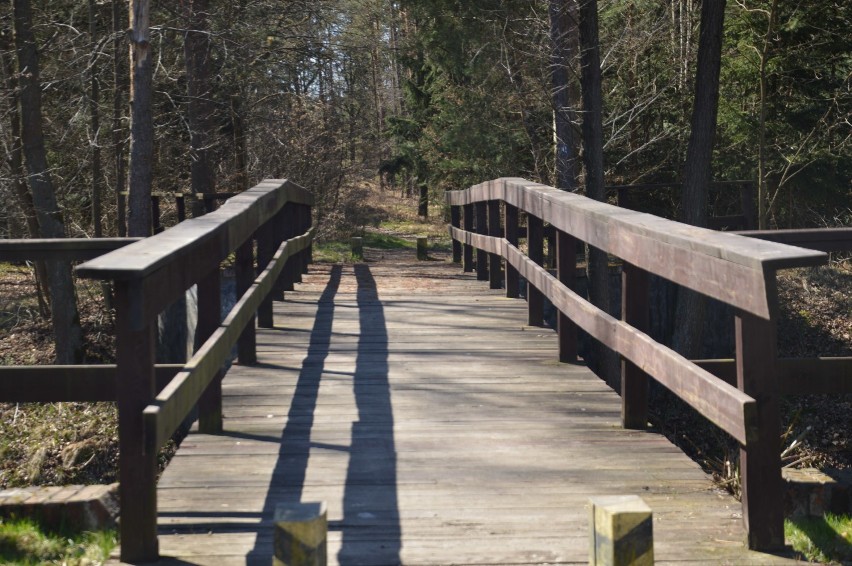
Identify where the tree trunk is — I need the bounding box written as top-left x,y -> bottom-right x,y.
757,0 -> 778,230
578,0 -> 617,387
183,0 -> 216,217
673,0 -> 727,358
89,0 -> 103,237
549,0 -> 578,190
12,0 -> 83,364
0,38 -> 48,315
128,0 -> 153,237
113,0 -> 127,237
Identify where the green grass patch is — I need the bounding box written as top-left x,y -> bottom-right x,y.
0,517 -> 116,565
312,240 -> 354,263
785,514 -> 852,563
362,232 -> 415,250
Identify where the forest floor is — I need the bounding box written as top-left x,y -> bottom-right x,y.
0,182 -> 848,498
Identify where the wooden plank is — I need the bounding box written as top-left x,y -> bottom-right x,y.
696,357 -> 852,395
737,228 -> 852,252
0,237 -> 140,261
0,364 -> 181,402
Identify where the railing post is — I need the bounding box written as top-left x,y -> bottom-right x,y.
197,266 -> 223,434
487,200 -> 502,289
282,204 -> 297,291
741,181 -> 757,230
736,312 -> 784,550
475,201 -> 488,281
527,213 -> 544,326
557,230 -> 577,362
293,205 -> 305,283
450,205 -> 462,263
504,203 -> 519,298
236,236 -> 257,365
462,203 -> 474,272
299,204 -> 314,272
621,262 -> 649,429
270,206 -> 286,301
176,194 -> 186,223
257,218 -> 275,328
114,282 -> 158,562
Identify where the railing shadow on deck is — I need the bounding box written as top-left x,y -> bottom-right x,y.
338,263 -> 401,564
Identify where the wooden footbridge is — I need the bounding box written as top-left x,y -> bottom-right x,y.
3,177 -> 850,564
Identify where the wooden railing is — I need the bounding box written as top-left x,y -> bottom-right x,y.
0,179 -> 315,562
446,177 -> 834,552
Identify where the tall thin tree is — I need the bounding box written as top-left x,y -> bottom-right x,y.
577,0 -> 617,386
128,0 -> 153,237
673,0 -> 727,357
12,0 -> 83,364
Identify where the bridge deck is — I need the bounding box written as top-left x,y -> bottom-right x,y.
145,250 -> 797,565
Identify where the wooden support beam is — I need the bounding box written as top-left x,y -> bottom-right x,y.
462,203 -> 474,273
450,206 -> 462,263
475,202 -> 488,281
557,230 -> 577,363
197,267 -> 223,434
416,236 -> 428,260
235,237 -> 256,365
273,502 -> 327,566
487,200 -> 502,289
589,495 -> 653,566
736,312 -> 784,551
621,263 -> 650,429
351,237 -> 364,261
504,203 -> 519,298
114,282 -> 159,562
256,219 -> 275,329
527,214 -> 544,326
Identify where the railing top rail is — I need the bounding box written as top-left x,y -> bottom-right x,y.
0,238 -> 141,261
77,179 -> 312,282
447,178 -> 827,319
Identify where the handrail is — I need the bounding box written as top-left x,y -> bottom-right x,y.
446,177 -> 828,552
0,238 -> 141,261
74,178 -> 314,562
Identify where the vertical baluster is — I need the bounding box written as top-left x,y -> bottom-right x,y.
736,312 -> 784,550
487,200 -> 502,289
621,262 -> 649,428
504,203 -> 519,298
197,266 -> 223,433
463,203 -> 474,272
475,202 -> 488,281
557,230 -> 578,362
450,205 -> 462,263
527,214 -> 544,326
114,282 -> 158,562
256,218 -> 274,328
236,236 -> 256,365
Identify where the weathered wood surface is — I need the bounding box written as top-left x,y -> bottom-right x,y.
121,249 -> 800,565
